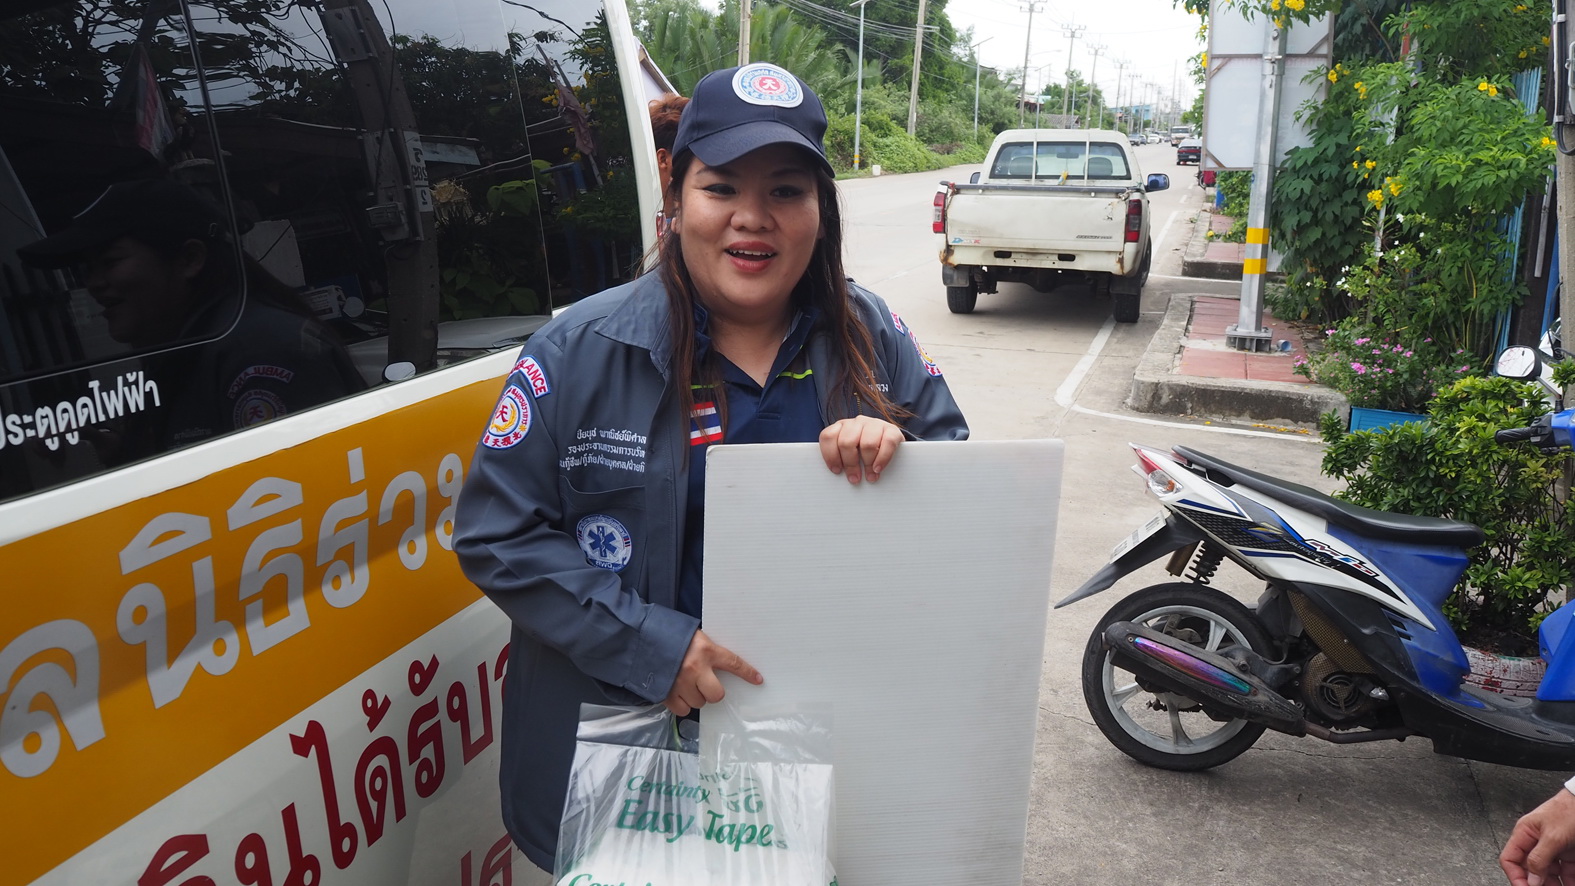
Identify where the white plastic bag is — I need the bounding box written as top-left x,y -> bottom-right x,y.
554,703 -> 835,886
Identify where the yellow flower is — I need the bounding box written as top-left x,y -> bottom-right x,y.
1367,189 -> 1384,207
1355,81 -> 1369,99
1543,135 -> 1558,149
1286,0 -> 1305,9
1546,36 -> 1554,45
1328,69 -> 1338,83
1365,159 -> 1376,170
1490,85 -> 1499,96
1201,52 -> 1208,66
1478,81 -> 1491,91
1352,161 -> 1359,169
1270,0 -> 1281,8
1206,230 -> 1215,238
1520,50 -> 1530,59
1388,180 -> 1402,196
1354,145 -> 1363,153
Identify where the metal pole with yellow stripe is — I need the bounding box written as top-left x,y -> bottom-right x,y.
1229,15 -> 1290,351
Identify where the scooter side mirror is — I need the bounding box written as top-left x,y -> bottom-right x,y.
1496,345 -> 1541,380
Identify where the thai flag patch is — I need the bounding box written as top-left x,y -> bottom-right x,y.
689,401 -> 723,446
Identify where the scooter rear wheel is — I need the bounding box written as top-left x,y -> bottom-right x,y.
1081,582 -> 1273,771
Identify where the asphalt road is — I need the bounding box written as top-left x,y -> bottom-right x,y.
835,149 -> 1565,886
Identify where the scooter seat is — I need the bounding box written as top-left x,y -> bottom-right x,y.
1174,447 -> 1486,547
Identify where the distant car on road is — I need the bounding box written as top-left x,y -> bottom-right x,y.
1145,131 -> 1164,144
1175,137 -> 1201,165
1127,132 -> 1144,146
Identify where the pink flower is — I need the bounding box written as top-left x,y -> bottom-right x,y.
1386,368 -> 1395,373
1326,328 -> 1336,335
1372,348 -> 1382,354
1354,337 -> 1371,345
1352,362 -> 1367,374
1403,350 -> 1413,357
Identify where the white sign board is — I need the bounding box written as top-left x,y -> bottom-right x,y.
701,440 -> 1063,886
1203,0 -> 1332,171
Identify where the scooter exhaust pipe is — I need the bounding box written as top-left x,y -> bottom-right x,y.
1102,621 -> 1308,736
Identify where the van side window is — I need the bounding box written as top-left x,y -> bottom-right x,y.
0,0 -> 643,503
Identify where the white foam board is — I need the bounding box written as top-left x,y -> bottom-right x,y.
701,440 -> 1063,886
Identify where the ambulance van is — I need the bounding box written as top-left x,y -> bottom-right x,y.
0,1 -> 660,882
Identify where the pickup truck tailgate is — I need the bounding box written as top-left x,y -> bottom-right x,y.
944,183 -> 1130,254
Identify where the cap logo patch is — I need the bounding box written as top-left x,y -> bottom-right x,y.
577,514 -> 633,571
733,63 -> 804,108
482,384 -> 531,449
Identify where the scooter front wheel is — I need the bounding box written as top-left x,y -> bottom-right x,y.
1081,582 -> 1273,771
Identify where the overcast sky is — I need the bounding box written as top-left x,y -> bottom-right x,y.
692,1 -> 1204,112
946,0 -> 1203,111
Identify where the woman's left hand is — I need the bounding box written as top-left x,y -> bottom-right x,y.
819,416 -> 904,484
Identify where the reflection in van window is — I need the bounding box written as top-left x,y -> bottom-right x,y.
0,0 -> 644,503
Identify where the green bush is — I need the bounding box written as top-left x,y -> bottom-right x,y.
1319,375 -> 1575,653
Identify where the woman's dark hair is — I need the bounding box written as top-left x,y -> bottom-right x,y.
657,149 -> 906,430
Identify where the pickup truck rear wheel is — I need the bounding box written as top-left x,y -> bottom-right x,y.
946,283 -> 978,314
1111,246 -> 1151,323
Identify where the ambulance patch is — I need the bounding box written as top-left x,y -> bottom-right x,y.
732,63 -> 804,108
910,332 -> 942,377
578,514 -> 633,571
483,385 -> 531,449
512,355 -> 551,398
234,390 -> 286,427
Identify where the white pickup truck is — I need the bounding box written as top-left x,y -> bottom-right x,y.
933,128 -> 1169,322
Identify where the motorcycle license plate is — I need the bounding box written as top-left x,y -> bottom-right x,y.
1110,512 -> 1167,561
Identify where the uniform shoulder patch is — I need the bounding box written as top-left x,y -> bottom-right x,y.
890,311 -> 908,335
910,331 -> 942,377
512,355 -> 551,398
482,384 -> 532,449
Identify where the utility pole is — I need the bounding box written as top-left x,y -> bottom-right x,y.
852,0 -> 871,169
1083,44 -> 1104,128
319,0 -> 437,370
906,0 -> 928,135
1229,15 -> 1289,351
1061,24 -> 1085,120
971,36 -> 993,139
1018,2 -> 1043,126
738,0 -> 751,65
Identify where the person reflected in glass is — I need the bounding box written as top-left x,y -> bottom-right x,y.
19,179 -> 365,458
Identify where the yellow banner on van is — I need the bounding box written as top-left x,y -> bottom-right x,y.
0,375 -> 504,886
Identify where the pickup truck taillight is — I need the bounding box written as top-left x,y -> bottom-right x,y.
1125,197 -> 1143,243
932,187 -> 948,234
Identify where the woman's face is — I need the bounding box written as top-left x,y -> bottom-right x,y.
84,236 -> 206,346
674,143 -> 822,328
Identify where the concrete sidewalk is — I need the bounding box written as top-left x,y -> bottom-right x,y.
1130,204 -> 1348,426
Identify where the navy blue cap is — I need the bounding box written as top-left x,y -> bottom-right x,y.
18,179 -> 224,268
672,63 -> 832,177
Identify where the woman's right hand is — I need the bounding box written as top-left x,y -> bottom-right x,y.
664,629 -> 763,716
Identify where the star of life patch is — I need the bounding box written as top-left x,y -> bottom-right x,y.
732,63 -> 804,108
512,354 -> 551,398
577,514 -> 633,571
910,331 -> 942,377
482,385 -> 531,449
690,401 -> 723,446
